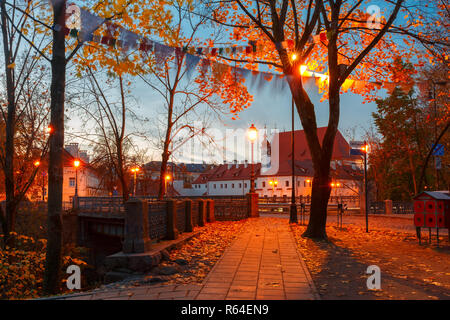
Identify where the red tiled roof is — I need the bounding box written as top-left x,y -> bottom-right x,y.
277,127 -> 359,162
192,163 -> 261,183
263,159 -> 363,180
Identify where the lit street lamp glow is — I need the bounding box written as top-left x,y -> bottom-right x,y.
247,124 -> 258,194
131,167 -> 140,196
247,124 -> 258,142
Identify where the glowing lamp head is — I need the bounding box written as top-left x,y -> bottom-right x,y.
73,160 -> 80,168
306,179 -> 311,183
46,126 -> 53,134
34,160 -> 40,167
247,124 -> 258,142
269,180 -> 273,185
291,53 -> 298,61
165,174 -> 171,181
131,167 -> 140,173
330,182 -> 335,187
336,182 -> 341,187
274,180 -> 278,186
361,145 -> 369,152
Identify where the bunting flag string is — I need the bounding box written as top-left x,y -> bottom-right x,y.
71,8 -> 418,96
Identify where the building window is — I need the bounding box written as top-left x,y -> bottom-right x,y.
239,183 -> 242,188
262,181 -> 266,188
220,184 -> 223,188
244,183 -> 247,188
214,184 -> 216,189
69,177 -> 75,187
286,180 -> 289,187
232,183 -> 234,188
225,184 -> 227,188
297,181 -> 300,187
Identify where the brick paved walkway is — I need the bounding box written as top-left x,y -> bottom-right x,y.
58,218 -> 318,300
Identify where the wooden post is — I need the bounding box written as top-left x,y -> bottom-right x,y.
385,200 -> 393,215
166,199 -> 179,240
247,193 -> 259,217
185,199 -> 193,232
198,199 -> 206,227
123,199 -> 151,253
207,199 -> 215,222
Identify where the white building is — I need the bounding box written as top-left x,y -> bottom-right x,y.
191,160 -> 261,196
189,127 -> 363,201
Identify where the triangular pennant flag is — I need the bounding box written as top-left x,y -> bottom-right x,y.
185,54 -> 201,79
199,59 -> 211,74
101,35 -> 110,45
154,42 -> 174,65
120,29 -> 139,52
79,8 -> 104,42
212,62 -> 230,82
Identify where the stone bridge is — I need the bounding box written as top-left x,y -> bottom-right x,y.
74,195 -> 259,253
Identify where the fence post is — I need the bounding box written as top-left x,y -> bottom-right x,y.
123,198 -> 151,253
385,200 -> 393,215
198,199 -> 206,227
185,199 -> 193,232
206,199 -> 215,222
247,193 -> 259,217
166,199 -> 179,240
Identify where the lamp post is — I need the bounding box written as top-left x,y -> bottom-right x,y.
131,167 -> 140,196
164,174 -> 171,198
34,161 -> 43,201
248,124 -> 258,193
73,159 -> 80,208
269,179 -> 278,197
361,143 -> 369,232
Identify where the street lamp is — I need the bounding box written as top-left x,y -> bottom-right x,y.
73,159 -> 80,208
360,143 -> 369,232
289,55 -> 300,224
33,161 -> 45,201
247,124 -> 258,193
131,167 -> 140,196
164,174 -> 171,198
269,179 -> 278,197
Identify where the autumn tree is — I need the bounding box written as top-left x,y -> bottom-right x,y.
0,0 -> 52,246
70,68 -> 145,202
135,1 -> 251,199
200,0 -> 434,238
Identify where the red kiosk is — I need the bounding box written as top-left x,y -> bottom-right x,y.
413,191 -> 450,243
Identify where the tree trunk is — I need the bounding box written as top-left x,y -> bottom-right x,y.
158,92 -> 174,200
43,0 -> 66,295
1,0 -> 17,245
116,142 -> 128,203
303,169 -> 332,238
